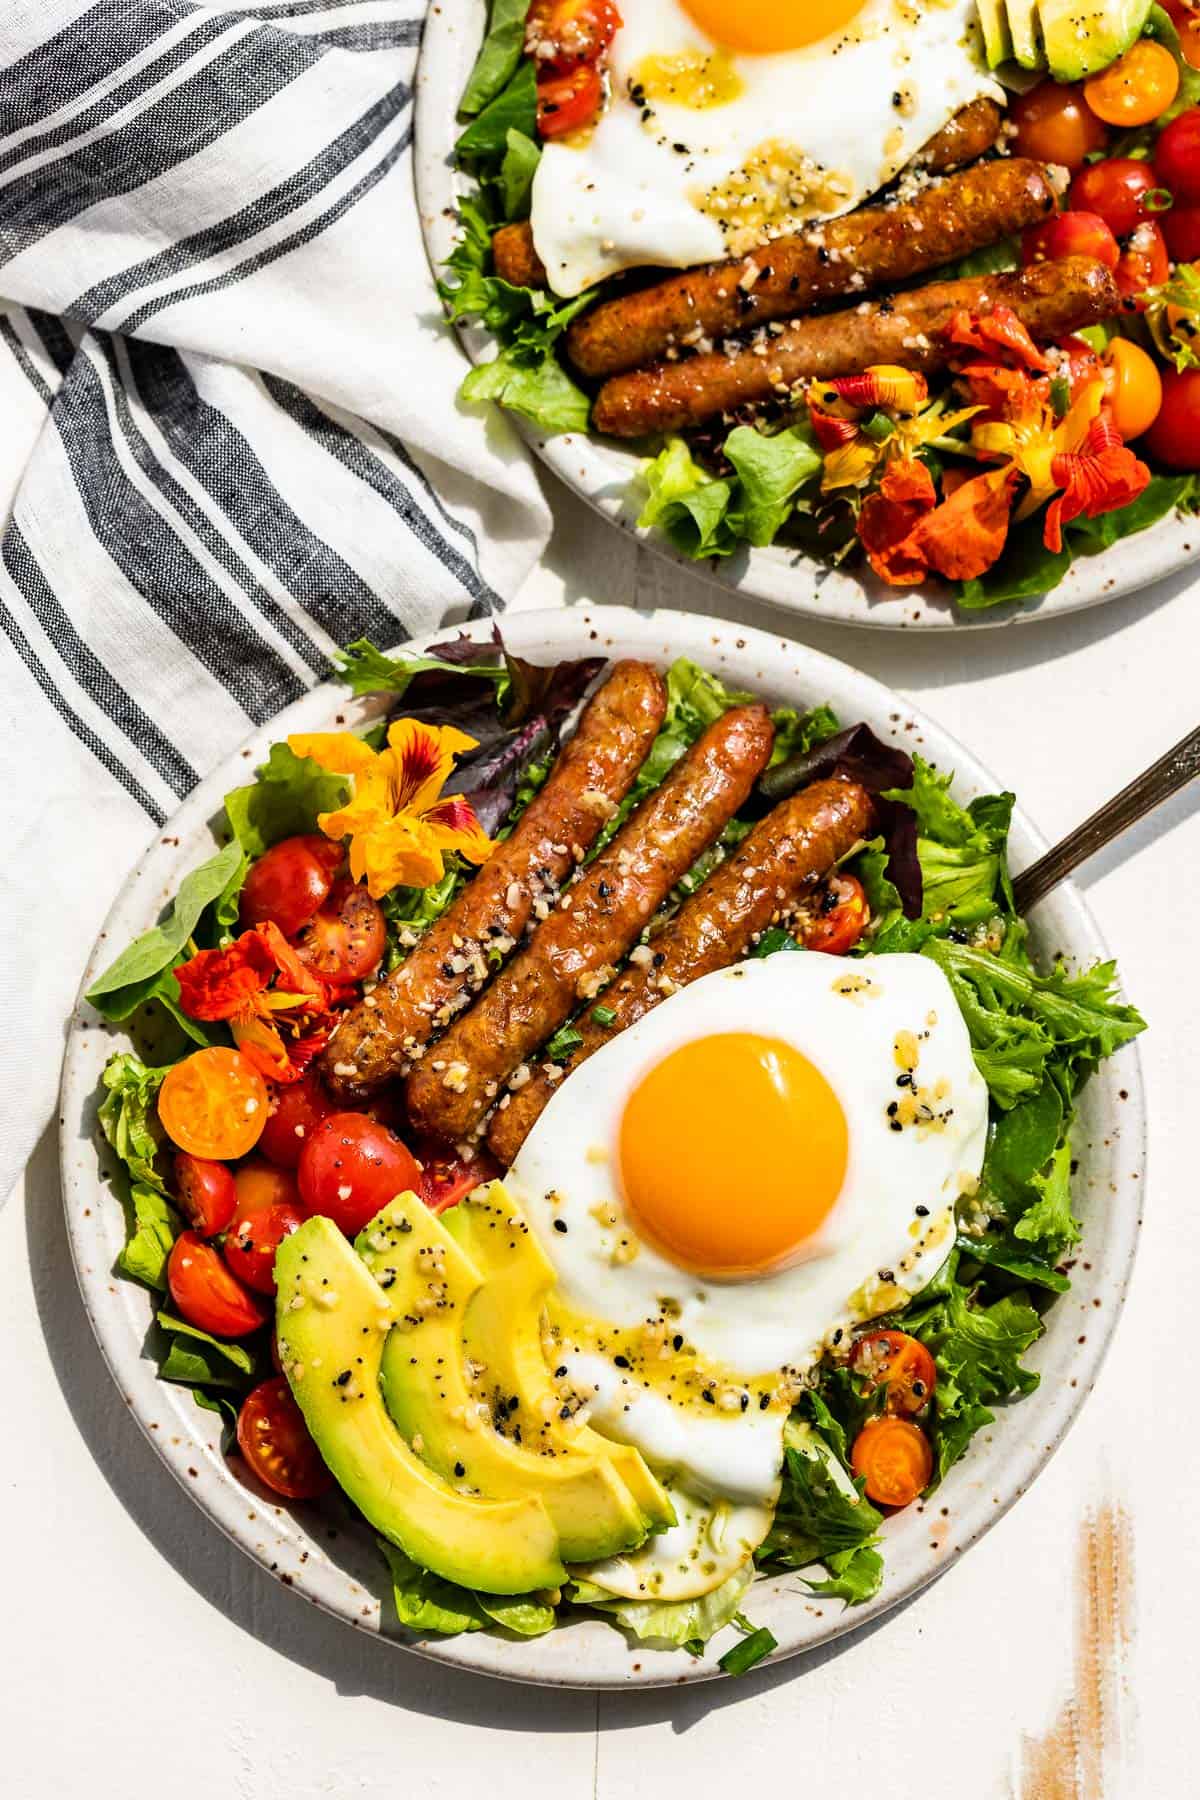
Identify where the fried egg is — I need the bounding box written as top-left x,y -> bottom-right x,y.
506,951 -> 987,1595
530,0 -> 1004,295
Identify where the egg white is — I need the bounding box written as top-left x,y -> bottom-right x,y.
530,0 -> 1004,295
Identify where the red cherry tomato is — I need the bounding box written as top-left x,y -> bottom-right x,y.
236,1377 -> 332,1500
1154,106 -> 1200,203
1069,157 -> 1160,236
298,1112 -> 424,1237
417,1141 -> 500,1213
167,1231 -> 268,1337
526,0 -> 620,70
1144,367 -> 1200,470
258,1070 -> 334,1170
1010,79 -> 1109,170
1115,220 -> 1170,308
1052,333 -> 1103,398
537,63 -> 603,137
1023,209 -> 1119,271
231,1158 -> 302,1222
239,835 -> 343,939
173,1152 -> 236,1237
802,873 -> 869,956
225,1199 -> 304,1295
852,1330 -> 938,1416
1164,202 -> 1200,263
294,877 -> 386,983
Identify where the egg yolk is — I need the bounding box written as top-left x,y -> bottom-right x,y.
679,0 -> 869,56
618,1032 -> 848,1277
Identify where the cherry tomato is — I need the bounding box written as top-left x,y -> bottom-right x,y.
239,834 -> 343,939
1010,79 -> 1109,170
850,1416 -> 933,1508
525,0 -> 620,71
298,1112 -> 424,1237
537,63 -> 603,138
1104,338 -> 1164,439
167,1231 -> 268,1337
236,1377 -> 332,1500
1113,220 -> 1170,309
1084,40 -> 1179,127
1052,333 -> 1103,398
802,872 -> 869,956
232,1158 -> 302,1220
173,1152 -> 236,1237
852,1330 -> 937,1416
1023,209 -> 1119,271
225,1200 -> 304,1295
1164,202 -> 1200,262
417,1141 -> 500,1213
1154,106 -> 1200,203
258,1070 -> 334,1169
158,1047 -> 268,1160
1069,157 -> 1161,236
1162,2 -> 1200,72
1144,367 -> 1200,469
294,877 -> 386,983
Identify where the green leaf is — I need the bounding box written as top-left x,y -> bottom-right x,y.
335,638 -> 506,701
500,127 -> 540,219
117,1183 -> 180,1291
724,422 -> 821,546
1068,473 -> 1197,551
458,0 -> 531,117
718,1625 -> 777,1676
942,236 -> 1019,281
958,1236 -> 1071,1292
767,701 -> 839,768
85,840 -> 244,1014
223,743 -> 349,858
380,863 -> 467,972
455,60 -> 537,162
958,513 -> 1073,609
462,344 -> 592,433
638,438 -> 736,557
156,1311 -> 257,1389
97,1052 -> 171,1192
637,427 -> 822,558
803,1545 -> 884,1605
474,1591 -> 556,1636
570,1564 -> 754,1649
760,1423 -> 882,1581
983,1084 -> 1065,1205
378,1543 -> 488,1635
1013,1139 -> 1080,1251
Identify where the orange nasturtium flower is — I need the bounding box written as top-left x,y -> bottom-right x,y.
857,458 -> 1019,587
174,922 -> 330,1083
287,719 -> 493,900
807,365 -> 979,492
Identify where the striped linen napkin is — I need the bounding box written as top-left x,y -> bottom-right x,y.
0,0 -> 552,1202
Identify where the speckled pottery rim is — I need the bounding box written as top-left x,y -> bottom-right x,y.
59,608 -> 1145,1688
414,0 -> 1197,631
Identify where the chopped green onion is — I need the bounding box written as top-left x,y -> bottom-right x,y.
1144,187 -> 1174,214
861,411 -> 895,444
1049,375 -> 1071,420
591,1005 -> 617,1027
719,1626 -> 777,1676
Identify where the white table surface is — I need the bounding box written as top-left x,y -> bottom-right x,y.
5,473 -> 1197,1799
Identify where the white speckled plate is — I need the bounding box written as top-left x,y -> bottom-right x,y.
60,608 -> 1145,1687
414,0 -> 1197,630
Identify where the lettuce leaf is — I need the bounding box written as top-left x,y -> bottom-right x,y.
377,1542 -> 555,1637
1012,1139 -> 1080,1252
85,840 -> 244,1020
500,127 -> 540,220
458,0 -> 531,118
117,1183 -> 180,1291
455,59 -> 537,163
97,1052 -> 171,1193
638,427 -> 821,558
334,638 -> 508,702
474,1591 -> 556,1637
570,1563 -> 754,1649
156,1311 -> 257,1389
223,743 -> 348,859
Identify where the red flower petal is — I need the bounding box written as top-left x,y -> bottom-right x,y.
857,459 -> 938,586
1046,411 -> 1151,552
175,932 -> 276,1021
944,305 -> 1052,373
910,465 -> 1020,581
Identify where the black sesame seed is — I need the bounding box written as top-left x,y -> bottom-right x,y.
614,1354 -> 631,1369
553,1219 -> 568,1234
454,1461 -> 465,1478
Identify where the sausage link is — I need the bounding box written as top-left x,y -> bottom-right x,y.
568,147 -> 1041,380
492,100 -> 1002,298
318,661 -> 667,1103
486,776 -> 874,1166
403,704 -> 775,1143
592,256 -> 1119,437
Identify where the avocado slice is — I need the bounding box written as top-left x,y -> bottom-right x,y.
275,1216 -> 564,1595
445,1183 -> 676,1535
1007,0 -> 1046,67
358,1193 -> 653,1563
1038,0 -> 1152,79
978,0 -> 1015,65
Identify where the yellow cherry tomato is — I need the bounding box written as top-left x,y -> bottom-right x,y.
1105,338 -> 1164,440
1084,40 -> 1180,127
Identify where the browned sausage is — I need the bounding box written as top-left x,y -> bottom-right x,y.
492,100 -> 1003,294
318,661 -> 667,1104
592,257 -> 1119,437
486,776 -> 875,1166
403,705 -> 775,1143
566,151 -> 1045,380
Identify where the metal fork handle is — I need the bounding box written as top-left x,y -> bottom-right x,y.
1013,722 -> 1200,913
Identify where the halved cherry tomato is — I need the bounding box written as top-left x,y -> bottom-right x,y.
239,834 -> 343,939
537,63 -> 603,137
236,1376 -> 332,1500
1156,107 -> 1200,203
1010,79 -> 1109,170
158,1047 -> 268,1159
802,873 -> 869,956
1104,338 -> 1163,439
1164,202 -> 1200,262
852,1330 -> 937,1416
1115,220 -> 1170,307
850,1416 -> 934,1508
294,877 -> 386,983
1145,367 -> 1200,469
1162,2 -> 1200,72
417,1141 -> 500,1213
1084,39 -> 1180,127
1069,157 -> 1161,236
173,1152 -> 236,1237
298,1112 -> 424,1237
231,1158 -> 302,1220
167,1231 -> 268,1337
1052,333 -> 1102,399
1023,209 -> 1119,271
225,1199 -> 304,1295
526,0 -> 620,71
258,1070 -> 333,1169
